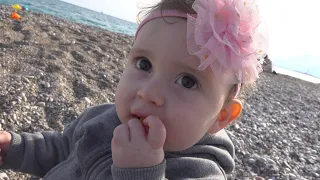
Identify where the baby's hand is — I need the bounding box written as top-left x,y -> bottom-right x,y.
0,131 -> 12,165
112,115 -> 166,168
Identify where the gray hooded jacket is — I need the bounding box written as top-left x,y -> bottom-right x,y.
1,104 -> 235,179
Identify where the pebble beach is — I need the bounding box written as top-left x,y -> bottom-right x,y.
0,5 -> 319,180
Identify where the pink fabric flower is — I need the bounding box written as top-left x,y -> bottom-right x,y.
186,0 -> 268,84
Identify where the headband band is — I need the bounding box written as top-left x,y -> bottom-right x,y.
135,10 -> 190,40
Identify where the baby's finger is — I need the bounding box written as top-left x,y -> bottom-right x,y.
113,124 -> 130,147
143,116 -> 166,149
128,119 -> 145,143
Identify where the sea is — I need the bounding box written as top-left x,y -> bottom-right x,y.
1,0 -> 319,83
0,0 -> 138,35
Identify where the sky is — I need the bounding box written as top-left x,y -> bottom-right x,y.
61,0 -> 320,77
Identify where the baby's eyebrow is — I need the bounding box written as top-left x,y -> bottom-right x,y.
176,59 -> 208,81
130,48 -> 153,57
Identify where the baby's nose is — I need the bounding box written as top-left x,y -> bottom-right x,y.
137,80 -> 165,106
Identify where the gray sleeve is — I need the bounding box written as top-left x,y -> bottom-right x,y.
111,158 -> 227,180
0,109 -> 88,177
111,160 -> 166,180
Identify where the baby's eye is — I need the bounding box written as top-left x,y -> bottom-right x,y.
176,75 -> 198,89
135,57 -> 152,72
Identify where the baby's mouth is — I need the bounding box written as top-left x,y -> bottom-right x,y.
131,114 -> 149,133
132,114 -> 147,121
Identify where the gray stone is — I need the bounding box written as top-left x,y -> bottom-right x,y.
262,55 -> 273,73
36,102 -> 46,107
0,172 -> 9,180
248,158 -> 255,164
83,97 -> 91,104
312,172 -> 320,178
12,22 -> 24,31
71,51 -> 85,62
267,158 -> 276,165
288,173 -> 296,179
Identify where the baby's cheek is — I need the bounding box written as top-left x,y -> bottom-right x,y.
163,124 -> 195,151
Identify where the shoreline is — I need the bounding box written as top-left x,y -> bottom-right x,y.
273,65 -> 320,84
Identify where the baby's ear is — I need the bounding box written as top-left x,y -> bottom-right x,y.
208,99 -> 242,133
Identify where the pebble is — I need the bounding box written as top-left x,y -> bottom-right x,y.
248,158 -> 255,164
312,172 -> 320,178
0,172 -> 9,180
21,93 -> 27,102
71,51 -> 85,62
83,97 -> 91,104
232,124 -> 240,130
267,158 -> 276,165
12,114 -> 17,121
283,161 -> 292,169
12,22 -> 23,31
21,77 -> 30,84
288,173 -> 296,179
47,54 -> 57,60
306,158 -> 316,164
36,102 -> 46,107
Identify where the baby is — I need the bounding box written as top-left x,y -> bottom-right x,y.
0,0 -> 267,179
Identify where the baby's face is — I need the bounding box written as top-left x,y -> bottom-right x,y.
115,17 -> 230,151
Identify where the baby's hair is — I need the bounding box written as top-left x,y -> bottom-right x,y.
137,0 -> 195,24
137,0 -> 258,106
229,83 -> 257,106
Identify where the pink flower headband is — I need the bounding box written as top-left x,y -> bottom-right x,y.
135,0 -> 268,98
